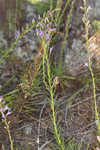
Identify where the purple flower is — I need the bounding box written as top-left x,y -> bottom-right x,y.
0,108 -> 5,118
15,30 -> 22,44
39,31 -> 44,36
46,34 -> 50,39
6,111 -> 12,116
36,28 -> 44,37
36,28 -> 39,33
1,113 -> 5,119
15,30 -> 20,39
0,104 -> 11,118
50,47 -> 54,54
84,62 -> 88,67
5,105 -> 11,111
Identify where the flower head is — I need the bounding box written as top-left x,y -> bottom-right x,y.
15,30 -> 20,39
36,28 -> 44,38
50,47 -> 54,54
39,31 -> 44,36
0,103 -> 12,119
46,34 -> 50,39
84,62 -> 88,67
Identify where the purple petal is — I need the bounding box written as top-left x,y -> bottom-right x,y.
36,28 -> 39,33
15,30 -> 20,39
1,112 -> 5,118
84,62 -> 88,67
50,47 -> 53,53
5,105 -> 11,111
39,31 -> 44,36
46,34 -> 50,39
50,47 -> 53,54
6,111 -> 12,116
